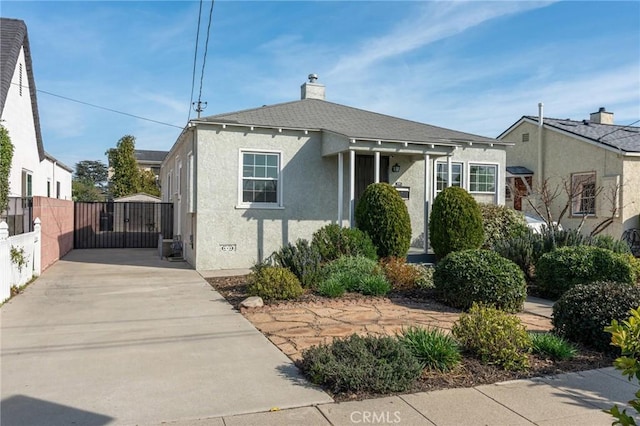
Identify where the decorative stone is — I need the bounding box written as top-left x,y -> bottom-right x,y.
240,296 -> 264,308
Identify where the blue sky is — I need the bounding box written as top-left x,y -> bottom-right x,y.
2,1 -> 639,170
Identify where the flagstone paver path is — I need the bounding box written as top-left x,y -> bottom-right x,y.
242,298 -> 552,361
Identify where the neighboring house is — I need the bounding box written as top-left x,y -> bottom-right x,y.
499,105 -> 640,238
134,149 -> 167,182
0,18 -> 72,204
114,193 -> 161,203
162,76 -> 510,270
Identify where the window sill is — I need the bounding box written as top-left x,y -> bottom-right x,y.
570,214 -> 597,218
235,204 -> 284,210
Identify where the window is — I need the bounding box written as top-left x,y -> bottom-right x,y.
21,170 -> 32,198
47,180 -> 51,198
571,172 -> 596,216
436,162 -> 463,192
522,133 -> 529,142
240,151 -> 280,205
187,153 -> 194,213
166,171 -> 172,201
469,164 -> 497,193
56,181 -> 61,199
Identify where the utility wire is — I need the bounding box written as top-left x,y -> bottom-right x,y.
196,0 -> 215,110
187,0 -> 204,122
27,85 -> 184,129
598,119 -> 640,140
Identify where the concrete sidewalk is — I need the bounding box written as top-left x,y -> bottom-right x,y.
1,249 -> 331,426
162,367 -> 638,425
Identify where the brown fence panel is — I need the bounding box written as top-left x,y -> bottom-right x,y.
74,202 -> 173,249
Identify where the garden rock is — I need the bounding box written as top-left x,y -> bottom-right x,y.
240,296 -> 264,308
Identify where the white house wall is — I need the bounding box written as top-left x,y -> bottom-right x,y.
1,47 -> 42,198
38,159 -> 72,200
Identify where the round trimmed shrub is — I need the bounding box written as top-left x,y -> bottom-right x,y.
247,266 -> 304,301
429,186 -> 484,259
479,203 -> 528,249
536,246 -> 635,299
311,224 -> 378,262
355,183 -> 411,258
434,249 -> 526,313
552,281 -> 640,353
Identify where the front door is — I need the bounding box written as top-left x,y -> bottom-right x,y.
355,154 -> 390,202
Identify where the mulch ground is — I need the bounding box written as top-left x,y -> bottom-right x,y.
206,275 -> 615,402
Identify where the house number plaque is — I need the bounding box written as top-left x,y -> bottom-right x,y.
220,244 -> 237,252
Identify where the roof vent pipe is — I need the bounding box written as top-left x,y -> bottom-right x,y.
538,102 -> 544,127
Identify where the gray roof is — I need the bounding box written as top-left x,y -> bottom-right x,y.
526,116 -> 640,153
0,18 -> 44,160
506,166 -> 533,175
134,150 -> 168,163
198,98 -> 499,145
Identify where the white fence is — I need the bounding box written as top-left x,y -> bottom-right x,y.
1,218 -> 41,303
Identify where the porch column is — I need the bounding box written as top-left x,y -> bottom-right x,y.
374,151 -> 380,183
446,155 -> 452,187
338,152 -> 344,225
424,154 -> 430,254
349,150 -> 356,227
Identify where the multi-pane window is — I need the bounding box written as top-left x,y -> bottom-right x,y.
469,165 -> 497,193
436,162 -> 463,192
21,170 -> 32,198
241,152 -> 280,204
571,172 -> 596,216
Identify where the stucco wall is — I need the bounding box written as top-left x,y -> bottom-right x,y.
1,47 -> 42,198
503,121 -> 635,237
32,196 -> 74,271
38,159 -> 73,200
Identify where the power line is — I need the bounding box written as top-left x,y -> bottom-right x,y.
194,0 -> 215,118
187,0 -> 204,122
25,84 -> 184,129
598,119 -> 640,141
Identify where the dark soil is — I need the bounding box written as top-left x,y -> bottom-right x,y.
206,275 -> 615,402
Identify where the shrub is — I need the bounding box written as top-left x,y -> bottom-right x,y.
320,256 -> 382,293
626,254 -> 640,284
536,246 -> 635,299
311,224 -> 378,262
493,229 -> 542,281
271,239 -> 322,288
316,275 -> 346,298
355,183 -> 411,258
247,266 -> 304,301
452,304 -> 531,371
298,334 -> 422,394
359,275 -> 391,296
415,264 -> 435,289
381,257 -> 421,291
479,203 -> 528,249
590,234 -> 632,254
552,281 -> 640,353
429,186 -> 484,259
399,326 -> 461,372
604,307 -> 640,424
434,249 -> 527,313
528,332 -> 577,360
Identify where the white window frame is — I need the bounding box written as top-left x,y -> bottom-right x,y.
434,161 -> 464,194
469,163 -> 498,195
21,170 -> 33,198
571,171 -> 597,217
237,149 -> 283,209
166,171 -> 172,202
187,152 -> 194,213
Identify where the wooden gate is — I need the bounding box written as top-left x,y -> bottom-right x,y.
74,202 -> 173,249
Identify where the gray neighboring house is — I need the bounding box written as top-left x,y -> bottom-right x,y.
134,149 -> 168,181
162,76 -> 511,270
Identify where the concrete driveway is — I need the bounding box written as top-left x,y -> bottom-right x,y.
1,249 -> 331,425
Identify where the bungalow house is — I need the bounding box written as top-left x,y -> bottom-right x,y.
0,18 -> 72,205
499,104 -> 640,238
162,76 -> 510,270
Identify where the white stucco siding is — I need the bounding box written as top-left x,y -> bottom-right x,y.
1,47 -> 42,198
38,159 -> 72,199
195,126 -> 338,270
622,157 -> 640,231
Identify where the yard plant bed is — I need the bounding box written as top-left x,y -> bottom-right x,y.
206,275 -> 614,402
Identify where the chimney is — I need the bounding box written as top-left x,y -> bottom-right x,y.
301,73 -> 325,100
589,107 -> 614,124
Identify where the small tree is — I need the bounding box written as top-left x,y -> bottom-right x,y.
429,186 -> 484,259
0,124 -> 14,214
73,160 -> 108,201
107,135 -> 140,198
355,183 -> 411,258
139,169 -> 160,197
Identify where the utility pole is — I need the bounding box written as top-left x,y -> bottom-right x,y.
192,100 -> 207,118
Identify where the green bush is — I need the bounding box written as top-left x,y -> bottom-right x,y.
434,249 -> 526,313
359,275 -> 391,296
429,187 -> 484,259
552,281 -> 640,353
311,224 -> 378,262
415,264 -> 435,289
493,229 -> 542,281
298,334 -> 422,394
479,203 -> 528,249
399,326 -> 461,372
320,256 -> 382,293
271,239 -> 322,288
355,183 -> 411,258
247,266 -> 304,301
590,234 -> 632,254
536,246 -> 635,299
452,304 -> 531,371
316,275 -> 346,298
528,332 -> 577,360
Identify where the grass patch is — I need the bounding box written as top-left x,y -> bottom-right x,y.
399,326 -> 461,372
529,332 -> 577,360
